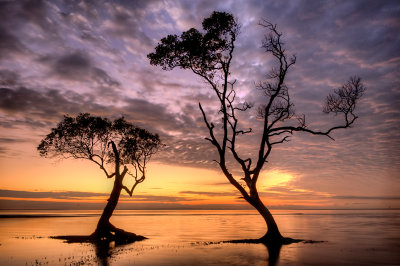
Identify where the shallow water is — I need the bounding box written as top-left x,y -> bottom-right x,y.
0,209 -> 399,265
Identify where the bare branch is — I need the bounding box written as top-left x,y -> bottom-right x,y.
254,21 -> 297,174
199,102 -> 222,153
269,76 -> 365,141
271,136 -> 290,145
122,185 -> 133,197
236,128 -> 253,135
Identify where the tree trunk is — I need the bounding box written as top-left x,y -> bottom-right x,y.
94,176 -> 122,238
91,169 -> 146,243
249,193 -> 283,243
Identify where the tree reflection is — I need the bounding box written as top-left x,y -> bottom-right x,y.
265,242 -> 282,266
93,240 -> 115,266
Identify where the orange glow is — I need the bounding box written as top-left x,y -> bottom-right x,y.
0,152 -> 330,208
2,143 -> 393,210
0,197 -> 107,203
259,170 -> 297,189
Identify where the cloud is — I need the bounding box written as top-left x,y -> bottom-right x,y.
0,189 -> 108,200
122,194 -> 195,202
104,1 -> 153,47
260,186 -> 327,200
0,87 -> 105,124
19,0 -> 51,31
0,70 -> 19,86
261,186 -> 400,203
0,189 -> 193,202
0,137 -> 27,144
179,190 -> 239,197
0,26 -> 27,57
0,0 -> 61,59
0,199 -> 252,210
54,52 -> 91,77
0,3 -> 23,55
331,195 -> 400,201
38,51 -> 120,88
0,78 -> 215,165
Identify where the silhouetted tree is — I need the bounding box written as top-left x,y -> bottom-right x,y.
38,113 -> 161,243
148,12 -> 365,244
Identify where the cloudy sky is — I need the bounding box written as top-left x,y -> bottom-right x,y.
0,0 -> 399,210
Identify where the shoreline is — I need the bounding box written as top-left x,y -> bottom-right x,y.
0,214 -> 91,218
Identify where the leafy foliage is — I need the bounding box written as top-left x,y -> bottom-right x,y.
38,113 -> 161,179
148,11 -> 239,80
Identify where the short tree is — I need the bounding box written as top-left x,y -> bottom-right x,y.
148,12 -> 365,244
38,113 -> 161,243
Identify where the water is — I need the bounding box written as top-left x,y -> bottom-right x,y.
0,209 -> 399,265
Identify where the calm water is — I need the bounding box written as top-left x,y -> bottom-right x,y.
0,209 -> 399,265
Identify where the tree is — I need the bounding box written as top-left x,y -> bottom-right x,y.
148,12 -> 365,244
38,113 -> 161,243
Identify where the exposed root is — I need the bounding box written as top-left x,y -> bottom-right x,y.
223,236 -> 303,245
208,233 -> 322,246
92,223 -> 147,245
51,223 -> 146,245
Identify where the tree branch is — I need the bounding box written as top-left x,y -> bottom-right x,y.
108,140 -> 120,176
122,173 -> 145,197
199,102 -> 222,153
89,154 -> 115,179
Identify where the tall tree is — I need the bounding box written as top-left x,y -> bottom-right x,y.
148,12 -> 365,244
38,113 -> 161,243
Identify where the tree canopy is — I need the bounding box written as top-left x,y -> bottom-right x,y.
148,11 -> 239,81
38,113 -> 161,188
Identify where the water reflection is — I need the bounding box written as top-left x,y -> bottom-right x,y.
265,242 -> 282,266
90,238 -> 283,266
93,240 -> 114,266
89,238 -> 281,266
0,210 -> 399,265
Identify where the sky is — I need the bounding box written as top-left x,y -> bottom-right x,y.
0,0 -> 399,210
